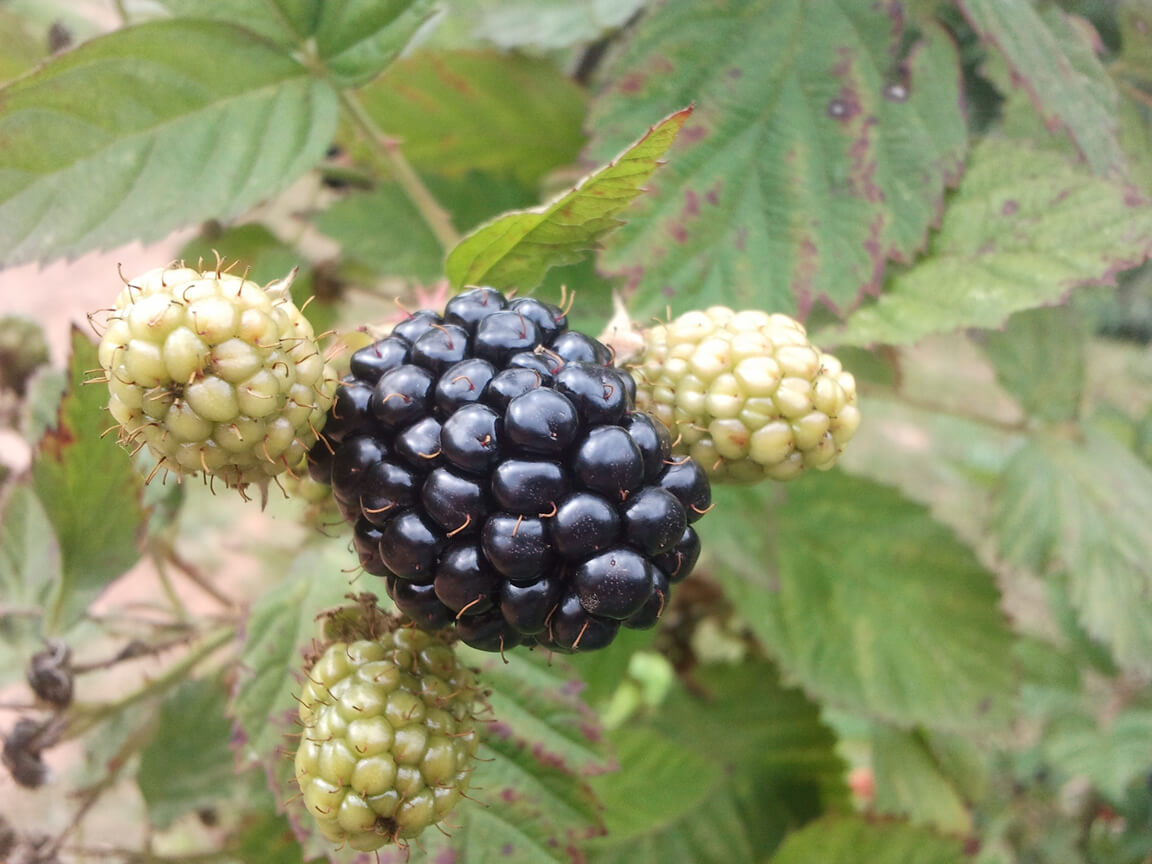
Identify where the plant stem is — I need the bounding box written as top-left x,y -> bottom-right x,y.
63,626 -> 234,741
153,550 -> 190,622
338,90 -> 461,252
71,631 -> 201,674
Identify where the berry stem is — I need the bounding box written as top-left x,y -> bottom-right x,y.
339,90 -> 462,252
62,626 -> 235,741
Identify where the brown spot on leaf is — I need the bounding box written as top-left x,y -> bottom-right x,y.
848,116 -> 884,203
827,98 -> 854,121
791,236 -> 819,317
431,55 -> 476,98
669,222 -> 688,245
618,72 -> 646,93
682,188 -> 699,219
680,124 -> 708,144
1001,199 -> 1018,216
37,418 -> 75,462
883,82 -> 909,102
706,181 -> 721,206
734,226 -> 748,252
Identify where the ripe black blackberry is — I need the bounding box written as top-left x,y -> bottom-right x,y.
311,287 -> 711,654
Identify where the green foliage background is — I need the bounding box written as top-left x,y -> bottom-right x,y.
1,0 -> 1152,862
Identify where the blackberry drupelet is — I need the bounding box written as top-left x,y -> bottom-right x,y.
313,287 -> 712,653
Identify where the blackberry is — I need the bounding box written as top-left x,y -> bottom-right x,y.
313,287 -> 713,653
293,622 -> 482,850
633,306 -> 860,481
94,264 -> 338,494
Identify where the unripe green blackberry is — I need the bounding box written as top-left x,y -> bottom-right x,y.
633,307 -> 860,482
294,628 -> 482,851
96,264 -> 338,492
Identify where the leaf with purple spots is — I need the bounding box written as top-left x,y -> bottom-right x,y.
959,0 -> 1126,179
819,138 -> 1152,347
588,0 -> 966,320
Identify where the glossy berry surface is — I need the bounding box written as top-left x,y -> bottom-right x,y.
573,547 -> 654,619
311,287 -> 713,653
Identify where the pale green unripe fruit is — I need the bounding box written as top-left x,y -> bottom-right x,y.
96,264 -> 338,492
294,629 -> 482,851
634,306 -> 860,483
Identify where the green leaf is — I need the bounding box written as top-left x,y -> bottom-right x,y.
154,0 -> 320,46
565,626 -> 656,708
137,676 -> 237,829
314,185 -> 445,281
0,8 -> 43,82
366,651 -> 609,864
1045,700 -> 1152,803
657,662 -> 846,808
1016,632 -> 1152,803
584,728 -> 782,864
468,0 -> 648,52
0,19 -> 339,267
0,485 -> 60,685
822,139 -> 1152,347
709,472 -> 1017,731
959,0 -> 1125,177
358,50 -> 587,184
1114,5 -> 1152,195
829,331 -> 1023,546
584,661 -> 843,863
590,1 -> 966,319
19,365 -> 67,446
771,816 -> 965,864
314,0 -> 436,87
459,647 -> 613,776
871,726 -> 972,833
994,429 -> 1152,674
31,328 -> 146,631
230,809 -> 306,864
386,737 -> 605,864
977,304 -> 1087,423
228,537 -> 364,768
314,173 -> 539,282
445,106 -> 693,292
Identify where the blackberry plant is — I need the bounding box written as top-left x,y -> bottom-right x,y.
4,2 -> 1152,864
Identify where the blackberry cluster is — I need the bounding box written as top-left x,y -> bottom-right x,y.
309,287 -> 710,654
